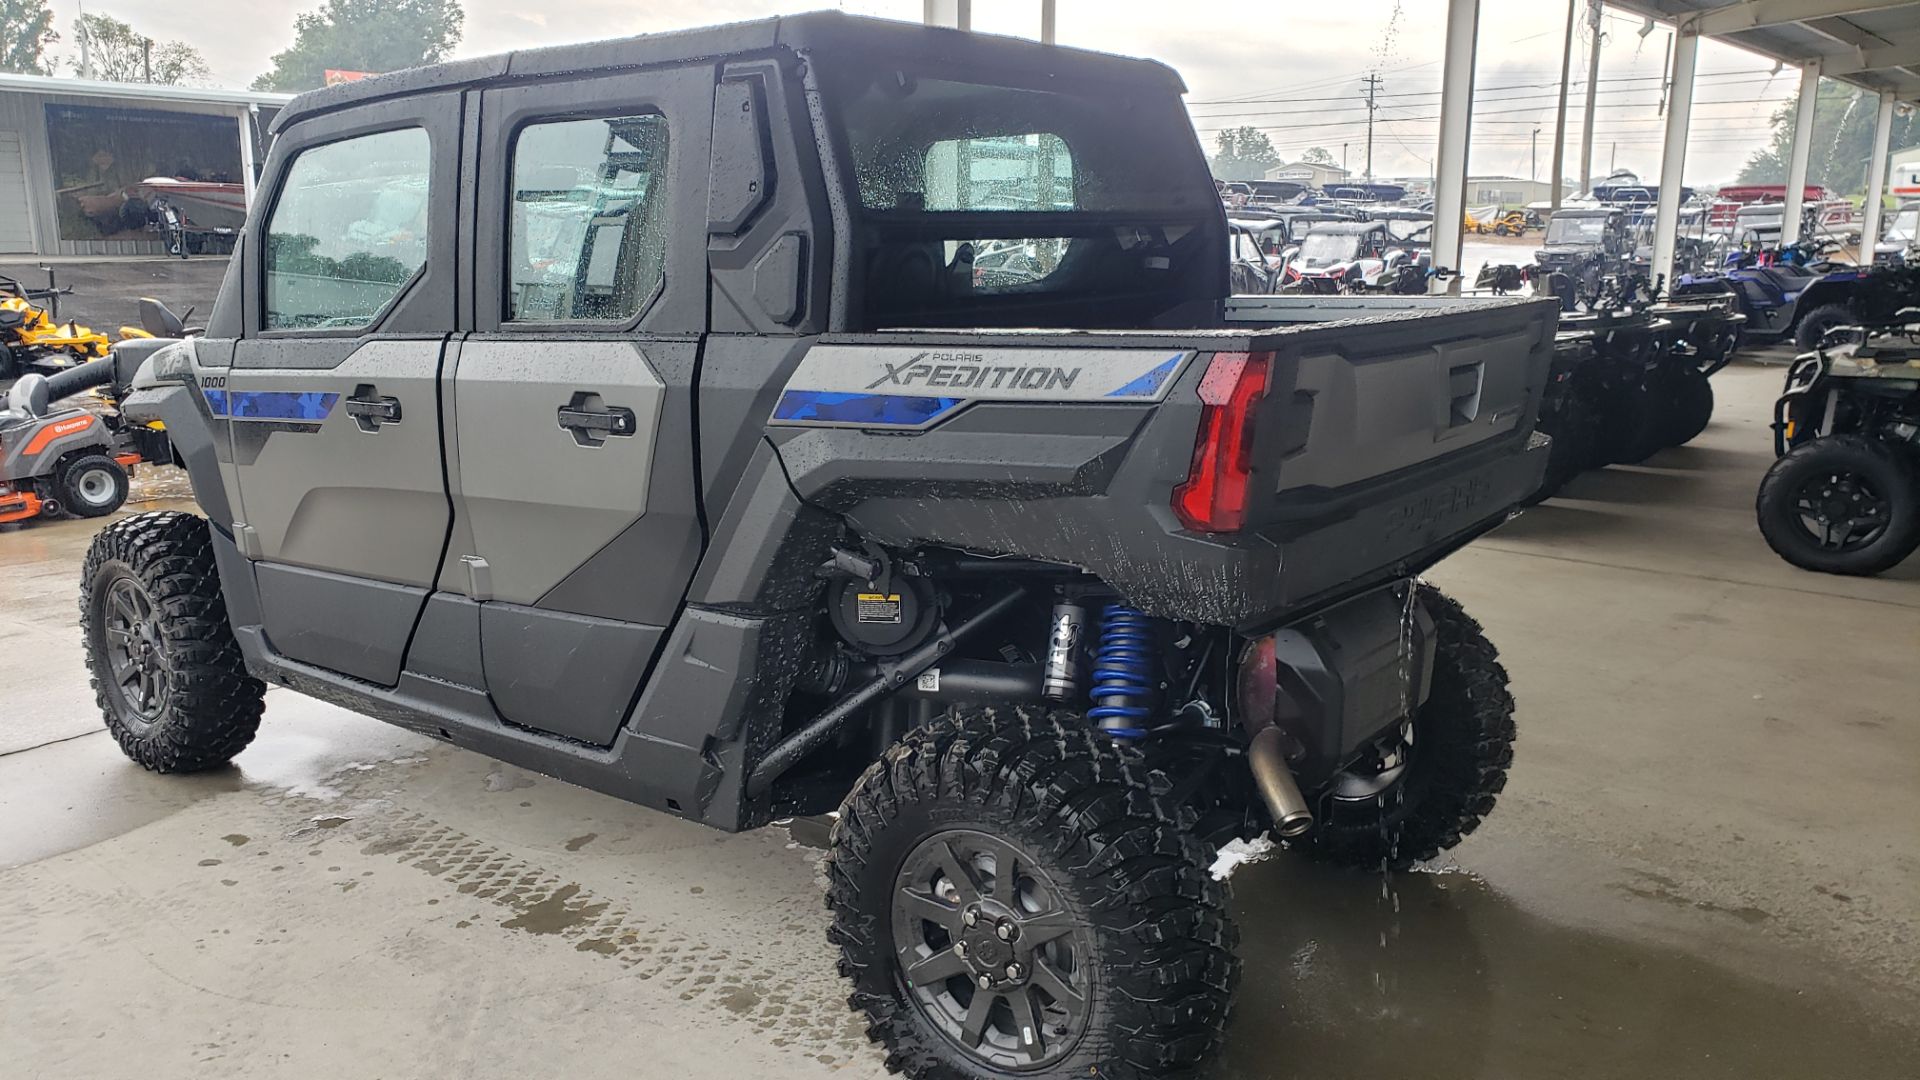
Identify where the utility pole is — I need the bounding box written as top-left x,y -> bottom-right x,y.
1342,142 -> 1349,176
1532,127 -> 1541,182
1360,73 -> 1383,182
141,37 -> 151,83
1550,0 -> 1574,209
1578,0 -> 1602,194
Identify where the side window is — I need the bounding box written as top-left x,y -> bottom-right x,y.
264,127 -> 431,330
507,113 -> 669,323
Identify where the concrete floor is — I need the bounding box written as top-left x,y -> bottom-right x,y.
3,362 -> 1918,1079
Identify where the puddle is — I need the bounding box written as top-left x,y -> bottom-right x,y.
1217,857 -> 1920,1079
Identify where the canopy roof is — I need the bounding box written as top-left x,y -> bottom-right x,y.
1608,1 -> 1920,102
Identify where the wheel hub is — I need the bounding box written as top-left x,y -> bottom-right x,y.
1793,470 -> 1889,551
103,575 -> 169,724
953,901 -> 1031,988
892,829 -> 1091,1069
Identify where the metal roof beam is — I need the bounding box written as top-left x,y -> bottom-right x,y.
1819,32 -> 1920,75
1688,0 -> 1919,36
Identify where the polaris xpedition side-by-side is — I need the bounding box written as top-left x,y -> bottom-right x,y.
82,14 -> 1557,1077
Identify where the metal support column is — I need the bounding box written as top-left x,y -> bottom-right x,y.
1041,0 -> 1056,43
1860,93 -> 1897,262
1651,29 -> 1697,290
1578,0 -> 1602,193
1551,0 -> 1575,210
1780,64 -> 1820,247
1430,0 -> 1480,295
922,0 -> 971,29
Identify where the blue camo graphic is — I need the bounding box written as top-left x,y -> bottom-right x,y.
203,389 -> 341,423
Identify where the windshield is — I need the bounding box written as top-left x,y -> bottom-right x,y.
1546,216 -> 1606,244
1887,208 -> 1918,244
1299,232 -> 1359,267
1384,218 -> 1431,244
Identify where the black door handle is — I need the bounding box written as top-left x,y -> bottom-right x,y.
345,385 -> 401,432
558,395 -> 636,447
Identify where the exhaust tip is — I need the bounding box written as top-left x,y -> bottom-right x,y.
1274,811 -> 1314,838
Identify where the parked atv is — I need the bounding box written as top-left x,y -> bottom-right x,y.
1287,220 -> 1422,293
1534,207 -> 1632,307
77,16 -> 1557,1079
1759,313 -> 1920,575
1687,241 -> 1900,352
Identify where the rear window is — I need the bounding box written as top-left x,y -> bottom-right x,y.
822,65 -> 1222,328
836,74 -> 1208,216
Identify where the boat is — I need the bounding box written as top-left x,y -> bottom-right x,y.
128,177 -> 248,233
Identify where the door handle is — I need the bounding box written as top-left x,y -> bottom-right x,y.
345,385 -> 402,432
557,394 -> 636,447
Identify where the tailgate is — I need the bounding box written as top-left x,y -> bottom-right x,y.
1243,296 -> 1558,530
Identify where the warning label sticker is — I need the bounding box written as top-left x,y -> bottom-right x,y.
856,593 -> 903,625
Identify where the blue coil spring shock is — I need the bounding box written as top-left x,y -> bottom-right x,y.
1088,604 -> 1157,738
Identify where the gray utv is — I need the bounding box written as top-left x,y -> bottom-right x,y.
82,13 -> 1555,1078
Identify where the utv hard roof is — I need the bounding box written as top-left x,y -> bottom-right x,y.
1307,221 -> 1385,234
271,10 -> 1186,135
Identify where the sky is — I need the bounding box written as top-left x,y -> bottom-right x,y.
56,0 -> 1815,185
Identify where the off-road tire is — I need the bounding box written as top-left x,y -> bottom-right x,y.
1793,302 -> 1856,353
1757,435 -> 1920,576
828,705 -> 1238,1080
1663,368 -> 1714,448
1594,380 -> 1667,466
56,452 -> 130,518
1304,586 -> 1515,871
80,511 -> 265,771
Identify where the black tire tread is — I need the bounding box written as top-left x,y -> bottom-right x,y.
1793,302 -> 1854,353
1756,435 -> 1920,576
79,510 -> 265,771
827,705 -> 1239,1080
1306,586 -> 1515,871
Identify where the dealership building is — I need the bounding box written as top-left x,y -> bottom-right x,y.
0,74 -> 290,257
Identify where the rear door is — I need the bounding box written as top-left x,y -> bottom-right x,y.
438,68 -> 711,746
226,95 -> 460,686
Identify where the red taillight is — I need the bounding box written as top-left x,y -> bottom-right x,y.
1172,351 -> 1271,533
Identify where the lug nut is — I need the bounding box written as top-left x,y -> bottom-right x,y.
954,942 -> 968,959
996,921 -> 1015,941
978,974 -> 994,989
962,908 -> 978,928
1005,963 -> 1023,980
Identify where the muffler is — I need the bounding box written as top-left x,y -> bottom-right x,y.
1247,724 -> 1314,837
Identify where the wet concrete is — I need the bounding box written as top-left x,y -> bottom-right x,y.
2,363 -> 1918,1078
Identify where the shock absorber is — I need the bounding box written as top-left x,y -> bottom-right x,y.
1087,604 -> 1158,738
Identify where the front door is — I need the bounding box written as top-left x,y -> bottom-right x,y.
227,96 -> 462,686
439,70 -> 712,745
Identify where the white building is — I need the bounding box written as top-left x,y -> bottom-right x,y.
1265,160 -> 1351,189
0,73 -> 290,256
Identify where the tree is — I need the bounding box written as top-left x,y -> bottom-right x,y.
1299,146 -> 1337,166
70,12 -> 209,85
252,0 -> 464,92
1739,80 -> 1919,197
0,0 -> 57,75
1210,126 -> 1282,182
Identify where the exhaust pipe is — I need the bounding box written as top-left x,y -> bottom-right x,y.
1247,725 -> 1314,837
